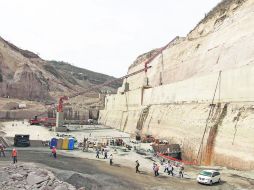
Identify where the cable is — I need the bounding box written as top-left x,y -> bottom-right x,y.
196,70 -> 221,164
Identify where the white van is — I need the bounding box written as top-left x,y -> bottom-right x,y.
197,170 -> 221,185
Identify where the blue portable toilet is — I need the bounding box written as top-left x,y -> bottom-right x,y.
68,138 -> 75,150
50,138 -> 58,149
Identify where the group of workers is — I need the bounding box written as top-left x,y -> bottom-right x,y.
0,144 -> 57,164
1,141 -> 185,179
152,161 -> 184,178
0,144 -> 18,164
95,148 -> 113,165
94,146 -> 185,178
136,159 -> 184,178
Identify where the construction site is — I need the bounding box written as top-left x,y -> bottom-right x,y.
1,0 -> 254,189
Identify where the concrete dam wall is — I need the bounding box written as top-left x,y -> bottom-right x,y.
99,0 -> 254,170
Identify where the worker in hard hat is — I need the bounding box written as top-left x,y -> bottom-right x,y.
11,148 -> 17,164
136,160 -> 140,173
51,146 -> 57,159
0,143 -> 6,157
96,149 -> 100,159
109,154 -> 113,165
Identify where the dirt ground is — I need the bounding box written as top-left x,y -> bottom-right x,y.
1,121 -> 254,190
0,148 -> 251,190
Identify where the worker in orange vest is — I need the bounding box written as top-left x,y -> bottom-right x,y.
0,143 -> 6,157
12,148 -> 17,164
51,146 -> 57,159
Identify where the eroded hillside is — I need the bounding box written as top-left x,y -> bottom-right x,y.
0,37 -> 121,101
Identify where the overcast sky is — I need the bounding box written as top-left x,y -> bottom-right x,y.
0,0 -> 221,77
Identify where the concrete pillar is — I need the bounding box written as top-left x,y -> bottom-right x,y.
53,112 -> 67,132
56,112 -> 64,128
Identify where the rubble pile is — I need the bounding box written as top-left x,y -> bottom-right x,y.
0,164 -> 84,190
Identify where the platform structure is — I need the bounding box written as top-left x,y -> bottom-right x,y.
53,112 -> 68,132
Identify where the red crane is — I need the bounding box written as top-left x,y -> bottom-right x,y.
57,96 -> 69,112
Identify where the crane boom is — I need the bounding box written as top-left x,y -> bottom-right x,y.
69,65 -> 152,99
57,96 -> 69,112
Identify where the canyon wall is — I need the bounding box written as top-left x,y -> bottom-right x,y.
99,0 -> 254,170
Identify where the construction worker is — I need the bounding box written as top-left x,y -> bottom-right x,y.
51,146 -> 57,159
96,149 -> 100,159
109,154 -> 113,165
163,162 -> 168,173
156,164 -> 160,176
153,163 -> 159,177
136,160 -> 140,173
104,149 -> 108,159
179,165 -> 184,178
168,162 -> 174,176
12,148 -> 17,164
0,143 -> 6,157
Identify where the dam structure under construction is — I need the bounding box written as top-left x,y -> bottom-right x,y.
99,0 -> 254,170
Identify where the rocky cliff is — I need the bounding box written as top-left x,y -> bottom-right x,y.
0,37 -> 121,101
99,0 -> 254,170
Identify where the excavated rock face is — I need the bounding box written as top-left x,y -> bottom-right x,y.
0,53 -> 3,82
188,0 -> 247,40
123,0 -> 253,91
0,52 -> 14,83
13,64 -> 49,99
0,38 -> 52,101
100,0 -> 254,170
129,49 -> 160,69
0,64 -> 50,100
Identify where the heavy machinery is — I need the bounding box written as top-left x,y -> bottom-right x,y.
29,116 -> 56,126
29,116 -> 40,125
14,134 -> 30,147
57,96 -> 69,112
29,96 -> 69,127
